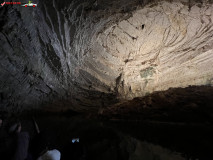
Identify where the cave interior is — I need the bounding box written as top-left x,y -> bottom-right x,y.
1,0 -> 213,160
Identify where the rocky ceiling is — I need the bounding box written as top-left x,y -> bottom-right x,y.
0,0 -> 213,112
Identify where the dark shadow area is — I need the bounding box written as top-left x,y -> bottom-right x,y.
102,85 -> 213,123
1,86 -> 213,160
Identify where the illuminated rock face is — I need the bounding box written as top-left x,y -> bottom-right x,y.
0,0 -> 213,112
95,1 -> 213,100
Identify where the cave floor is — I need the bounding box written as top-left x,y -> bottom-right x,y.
1,86 -> 213,160
1,113 -> 212,160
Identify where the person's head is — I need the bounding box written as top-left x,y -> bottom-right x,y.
37,149 -> 61,160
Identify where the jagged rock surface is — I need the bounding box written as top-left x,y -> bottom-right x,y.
0,0 -> 213,112
97,1 -> 213,100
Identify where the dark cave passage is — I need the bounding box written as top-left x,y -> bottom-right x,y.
1,86 -> 213,160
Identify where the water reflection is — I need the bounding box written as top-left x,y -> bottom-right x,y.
30,115 -> 196,160
121,138 -> 185,160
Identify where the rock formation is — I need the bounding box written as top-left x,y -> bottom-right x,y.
1,0 -> 213,112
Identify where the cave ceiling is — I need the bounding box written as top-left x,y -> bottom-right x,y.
0,0 -> 213,112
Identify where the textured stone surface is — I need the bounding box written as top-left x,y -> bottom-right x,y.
96,1 -> 213,100
101,86 -> 213,123
0,0 -> 213,112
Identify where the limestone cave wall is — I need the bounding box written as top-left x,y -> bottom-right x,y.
0,0 -> 213,112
